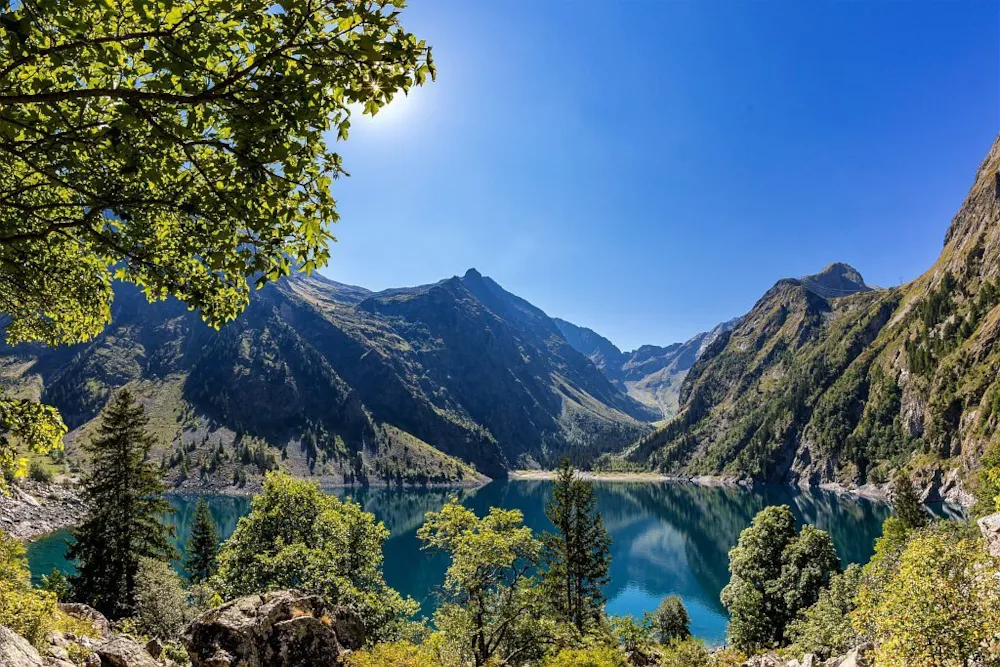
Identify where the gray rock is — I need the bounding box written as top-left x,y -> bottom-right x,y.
0,625 -> 44,667
93,636 -> 161,667
979,512 -> 1000,558
57,603 -> 111,638
182,590 -> 365,667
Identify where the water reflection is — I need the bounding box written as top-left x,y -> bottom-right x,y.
27,480 -> 897,645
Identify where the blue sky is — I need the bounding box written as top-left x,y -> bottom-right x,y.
321,0 -> 999,351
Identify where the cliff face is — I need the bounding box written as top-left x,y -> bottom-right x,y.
630,136 -> 1000,494
1,269 -> 653,488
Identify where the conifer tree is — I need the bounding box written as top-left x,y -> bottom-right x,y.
185,499 -> 220,584
541,458 -> 611,632
889,471 -> 927,529
68,389 -> 176,618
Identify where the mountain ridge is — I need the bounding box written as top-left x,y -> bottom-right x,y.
626,135 -> 1000,501
1,268 -> 656,491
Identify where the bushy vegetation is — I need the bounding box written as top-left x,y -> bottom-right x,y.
720,505 -> 841,652
215,471 -> 418,642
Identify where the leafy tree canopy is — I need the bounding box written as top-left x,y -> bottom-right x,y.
0,0 -> 433,479
720,505 -> 841,653
215,471 -> 417,641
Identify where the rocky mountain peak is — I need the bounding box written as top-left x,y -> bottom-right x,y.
796,262 -> 871,298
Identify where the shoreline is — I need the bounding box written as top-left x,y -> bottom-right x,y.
508,469 -> 899,504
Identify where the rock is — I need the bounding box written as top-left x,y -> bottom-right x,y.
57,603 -> 111,638
979,513 -> 1000,558
182,590 -> 365,667
144,638 -> 163,660
0,625 -> 45,666
0,481 -> 87,540
743,655 -> 786,667
93,636 -> 161,667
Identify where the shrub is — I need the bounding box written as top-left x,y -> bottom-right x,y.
133,557 -> 190,640
852,522 -> 1000,666
658,638 -> 711,667
0,531 -> 58,646
542,646 -> 629,667
27,460 -> 53,483
786,564 -> 862,659
345,641 -> 442,667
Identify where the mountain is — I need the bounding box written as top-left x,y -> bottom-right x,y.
628,135 -> 1000,498
0,269 -> 655,490
554,318 -> 738,419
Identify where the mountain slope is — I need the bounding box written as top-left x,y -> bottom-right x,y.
554,318 -> 738,419
1,269 -> 654,489
629,136 -> 1000,499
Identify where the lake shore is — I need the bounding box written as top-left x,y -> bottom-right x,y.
508,469 -> 903,504
0,480 -> 88,541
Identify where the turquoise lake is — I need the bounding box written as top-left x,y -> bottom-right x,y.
27,479 -> 907,645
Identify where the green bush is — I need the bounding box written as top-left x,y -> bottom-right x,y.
542,646 -> 628,667
216,471 -> 417,642
27,459 -> 53,483
0,531 -> 58,646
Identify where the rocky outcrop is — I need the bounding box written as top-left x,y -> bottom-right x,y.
744,645 -> 869,667
0,481 -> 87,540
57,603 -> 111,638
182,590 -> 365,667
0,626 -> 44,667
92,636 -> 161,667
980,512 -> 1000,558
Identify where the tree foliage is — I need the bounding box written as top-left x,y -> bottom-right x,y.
0,0 -> 433,478
215,471 -> 416,641
720,505 -> 841,653
184,499 -> 219,584
133,557 -> 191,640
0,529 -> 58,646
648,595 -> 691,644
542,459 -> 611,633
853,522 -> 1000,666
786,564 -> 862,659
68,389 -> 176,619
418,500 -> 544,667
889,471 -> 927,529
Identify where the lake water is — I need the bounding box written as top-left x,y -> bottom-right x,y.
27,480 -> 900,645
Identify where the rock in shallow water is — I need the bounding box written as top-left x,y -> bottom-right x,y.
182,590 -> 365,667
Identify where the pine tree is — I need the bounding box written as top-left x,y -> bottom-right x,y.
541,458 -> 611,632
185,499 -> 219,584
890,471 -> 927,529
67,389 -> 176,618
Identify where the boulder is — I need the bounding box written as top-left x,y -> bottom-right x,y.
93,636 -> 161,667
57,603 -> 112,637
979,512 -> 1000,559
743,655 -> 786,667
182,590 -> 365,667
0,626 -> 44,667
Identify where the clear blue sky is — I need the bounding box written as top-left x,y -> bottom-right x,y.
320,0 -> 999,351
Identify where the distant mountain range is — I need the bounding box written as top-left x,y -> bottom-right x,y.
553,318 -> 739,420
0,268 -> 657,489
626,137 -> 1000,500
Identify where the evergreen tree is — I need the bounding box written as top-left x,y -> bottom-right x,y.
185,499 -> 220,584
541,459 -> 611,632
889,472 -> 927,529
67,390 -> 176,618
